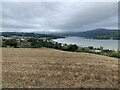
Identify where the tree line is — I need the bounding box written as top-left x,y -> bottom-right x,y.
2,38 -> 78,52
2,38 -> 120,58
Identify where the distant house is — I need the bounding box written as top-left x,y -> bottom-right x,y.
94,50 -> 101,53
1,36 -> 12,40
20,38 -> 25,41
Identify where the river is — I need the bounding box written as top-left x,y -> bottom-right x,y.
52,37 -> 119,51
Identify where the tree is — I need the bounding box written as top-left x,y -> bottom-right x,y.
100,46 -> 103,50
88,46 -> 93,49
62,44 -> 68,51
31,40 -> 41,48
3,39 -> 18,48
67,44 -> 78,52
53,42 -> 62,49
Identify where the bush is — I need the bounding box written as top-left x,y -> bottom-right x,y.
78,47 -> 90,53
66,44 -> 78,52
88,46 -> 93,49
3,39 -> 18,48
106,52 -> 120,58
31,42 -> 41,48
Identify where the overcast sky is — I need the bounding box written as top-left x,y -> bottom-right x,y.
2,2 -> 118,32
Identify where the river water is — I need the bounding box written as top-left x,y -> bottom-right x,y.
53,37 -> 119,51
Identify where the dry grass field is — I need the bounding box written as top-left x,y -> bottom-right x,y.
2,48 -> 118,88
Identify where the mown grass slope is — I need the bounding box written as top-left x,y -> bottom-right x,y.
2,48 -> 118,88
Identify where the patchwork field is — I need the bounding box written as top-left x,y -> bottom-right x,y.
2,48 -> 118,88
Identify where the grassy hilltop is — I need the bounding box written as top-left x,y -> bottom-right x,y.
2,48 -> 118,88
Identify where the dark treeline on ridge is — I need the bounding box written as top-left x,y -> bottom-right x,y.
55,28 -> 120,40
1,32 -> 65,39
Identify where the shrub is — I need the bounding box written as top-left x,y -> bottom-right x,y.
3,39 -> 18,48
66,44 -> 78,52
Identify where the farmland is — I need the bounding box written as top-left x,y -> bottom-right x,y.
2,48 -> 118,88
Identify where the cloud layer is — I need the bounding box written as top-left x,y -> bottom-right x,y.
2,2 -> 118,32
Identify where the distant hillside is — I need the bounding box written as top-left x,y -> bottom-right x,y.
60,28 -> 120,40
1,32 -> 65,39
1,28 -> 119,40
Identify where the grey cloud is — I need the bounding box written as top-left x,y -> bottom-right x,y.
51,2 -> 118,30
3,18 -> 42,29
2,2 -> 118,32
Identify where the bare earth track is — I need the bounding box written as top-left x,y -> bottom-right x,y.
2,48 -> 118,88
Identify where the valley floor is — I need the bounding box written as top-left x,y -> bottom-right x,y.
2,48 -> 118,88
